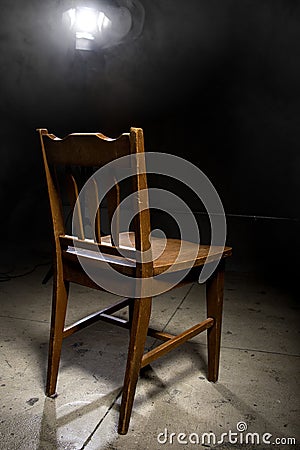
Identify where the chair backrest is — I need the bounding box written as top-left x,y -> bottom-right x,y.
37,127 -> 152,278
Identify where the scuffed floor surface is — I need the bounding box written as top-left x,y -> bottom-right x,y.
0,261 -> 299,449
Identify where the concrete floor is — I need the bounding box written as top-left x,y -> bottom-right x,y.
0,251 -> 299,450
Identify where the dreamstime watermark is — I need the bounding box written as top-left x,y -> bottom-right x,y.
157,421 -> 297,446
72,152 -> 227,298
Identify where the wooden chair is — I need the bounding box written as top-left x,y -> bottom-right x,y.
37,127 -> 232,434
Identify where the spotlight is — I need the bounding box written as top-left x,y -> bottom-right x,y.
63,6 -> 112,50
62,1 -> 144,51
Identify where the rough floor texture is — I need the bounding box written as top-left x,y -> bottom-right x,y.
0,253 -> 299,450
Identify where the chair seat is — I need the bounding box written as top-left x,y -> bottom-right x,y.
65,231 -> 232,276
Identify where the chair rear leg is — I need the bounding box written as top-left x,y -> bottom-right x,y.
46,273 -> 69,396
206,260 -> 225,382
118,297 -> 152,435
128,300 -> 134,328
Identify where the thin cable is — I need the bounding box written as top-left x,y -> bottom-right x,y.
0,261 -> 51,282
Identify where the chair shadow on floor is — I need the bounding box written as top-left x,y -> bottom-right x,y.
37,361 -> 287,450
37,388 -> 122,450
37,341 -> 208,449
30,280 -> 209,399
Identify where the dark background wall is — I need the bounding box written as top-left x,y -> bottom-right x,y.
0,0 -> 299,287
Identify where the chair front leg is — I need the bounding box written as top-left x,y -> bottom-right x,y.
46,265 -> 69,397
118,296 -> 152,434
206,260 -> 225,382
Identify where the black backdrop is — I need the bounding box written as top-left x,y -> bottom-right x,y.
0,0 -> 299,286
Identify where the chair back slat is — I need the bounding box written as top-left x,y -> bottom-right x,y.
65,169 -> 85,240
37,127 -> 153,279
86,178 -> 101,243
107,180 -> 120,247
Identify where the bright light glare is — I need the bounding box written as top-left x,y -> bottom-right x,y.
75,7 -> 98,33
64,7 -> 111,36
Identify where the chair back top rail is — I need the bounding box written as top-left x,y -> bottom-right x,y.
38,129 -> 131,167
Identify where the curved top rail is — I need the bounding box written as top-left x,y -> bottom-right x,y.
39,131 -> 132,167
